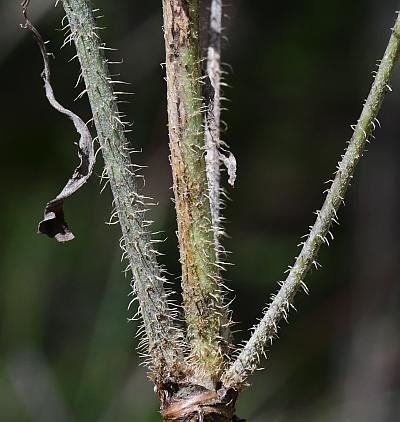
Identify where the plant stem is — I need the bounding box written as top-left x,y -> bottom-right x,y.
161,0 -> 229,387
223,10 -> 400,388
61,0 -> 184,383
205,0 -> 222,246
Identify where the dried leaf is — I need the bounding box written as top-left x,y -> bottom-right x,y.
221,151 -> 237,187
22,0 -> 95,242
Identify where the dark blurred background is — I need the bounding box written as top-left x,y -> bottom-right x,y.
1,0 -> 400,421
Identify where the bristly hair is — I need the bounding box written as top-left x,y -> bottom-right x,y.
58,0 -> 188,384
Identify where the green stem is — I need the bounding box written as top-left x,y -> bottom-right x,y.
223,10 -> 400,388
61,0 -> 185,383
161,0 -> 229,387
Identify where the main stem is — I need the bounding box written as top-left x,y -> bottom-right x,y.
161,0 -> 229,388
223,11 -> 400,388
61,0 -> 184,383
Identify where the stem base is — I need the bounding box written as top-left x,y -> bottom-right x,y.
159,383 -> 242,421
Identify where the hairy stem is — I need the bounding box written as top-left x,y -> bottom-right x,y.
61,0 -> 185,383
205,0 -> 222,245
161,0 -> 229,387
223,11 -> 400,388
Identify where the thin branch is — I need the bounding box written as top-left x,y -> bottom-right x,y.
59,0 -> 185,383
161,0 -> 230,388
223,10 -> 400,388
204,0 -> 222,244
205,0 -> 236,249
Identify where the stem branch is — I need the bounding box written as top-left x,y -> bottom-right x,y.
205,0 -> 222,243
223,10 -> 400,388
61,0 -> 184,383
161,0 -> 229,387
